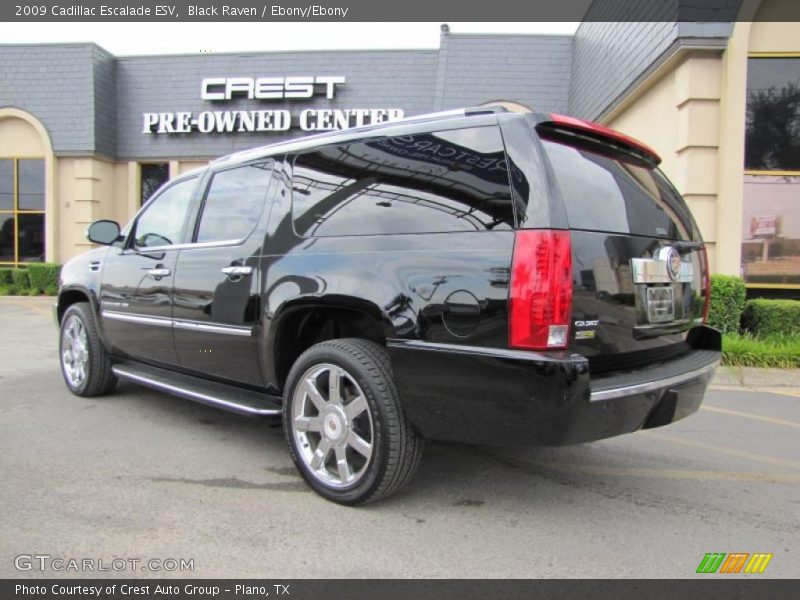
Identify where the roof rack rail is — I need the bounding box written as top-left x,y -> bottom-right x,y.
212,106 -> 508,165
465,105 -> 509,115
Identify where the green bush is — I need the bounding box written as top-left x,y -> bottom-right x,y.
0,268 -> 13,286
722,332 -> 800,368
741,299 -> 800,338
11,269 -> 30,294
0,284 -> 16,296
706,275 -> 746,333
27,263 -> 61,295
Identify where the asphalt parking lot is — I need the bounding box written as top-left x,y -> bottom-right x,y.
1,296 -> 798,578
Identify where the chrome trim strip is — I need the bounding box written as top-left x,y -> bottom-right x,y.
102,311 -> 172,328
590,360 -> 719,402
173,319 -> 252,337
111,366 -> 281,416
102,311 -> 253,337
130,239 -> 244,253
386,339 -> 586,365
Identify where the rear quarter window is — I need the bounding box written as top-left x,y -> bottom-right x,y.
290,126 -> 515,237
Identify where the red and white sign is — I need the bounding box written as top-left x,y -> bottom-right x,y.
750,215 -> 778,238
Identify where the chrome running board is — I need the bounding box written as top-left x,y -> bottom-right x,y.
112,363 -> 282,417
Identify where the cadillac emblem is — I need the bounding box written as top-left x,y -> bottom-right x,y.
656,246 -> 682,281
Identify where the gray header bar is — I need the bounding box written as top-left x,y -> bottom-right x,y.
3,0 -> 800,22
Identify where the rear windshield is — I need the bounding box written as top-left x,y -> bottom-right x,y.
539,138 -> 698,241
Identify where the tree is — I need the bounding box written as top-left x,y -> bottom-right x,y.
745,81 -> 800,171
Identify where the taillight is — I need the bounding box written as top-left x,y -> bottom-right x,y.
700,245 -> 711,323
509,230 -> 573,350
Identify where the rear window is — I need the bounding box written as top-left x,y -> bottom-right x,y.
539,138 -> 697,241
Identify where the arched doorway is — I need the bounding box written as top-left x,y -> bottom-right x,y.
0,108 -> 55,266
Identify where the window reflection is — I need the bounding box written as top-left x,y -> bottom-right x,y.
196,161 -> 273,243
134,178 -> 197,248
140,163 -> 170,206
0,160 -> 13,211
540,140 -> 690,240
741,175 -> 800,285
745,57 -> 800,171
18,213 -> 45,262
292,126 -> 514,237
0,214 -> 14,262
0,159 -> 46,266
18,159 -> 45,211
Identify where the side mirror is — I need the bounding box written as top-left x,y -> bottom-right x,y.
86,220 -> 121,245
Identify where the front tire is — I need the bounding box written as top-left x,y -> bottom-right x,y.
283,339 -> 422,505
59,302 -> 117,397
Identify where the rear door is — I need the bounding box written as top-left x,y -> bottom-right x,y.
533,124 -> 707,373
172,159 -> 274,386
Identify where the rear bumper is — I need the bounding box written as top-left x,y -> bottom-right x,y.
387,326 -> 721,446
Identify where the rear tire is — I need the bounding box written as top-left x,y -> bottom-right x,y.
283,338 -> 423,505
59,302 -> 117,397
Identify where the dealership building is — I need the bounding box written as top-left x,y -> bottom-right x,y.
0,0 -> 798,292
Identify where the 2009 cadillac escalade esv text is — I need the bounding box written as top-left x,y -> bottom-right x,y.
55,107 -> 721,504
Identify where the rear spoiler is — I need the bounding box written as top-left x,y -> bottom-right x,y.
534,113 -> 662,167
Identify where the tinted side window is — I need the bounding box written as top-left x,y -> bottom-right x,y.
540,139 -> 696,241
291,126 -> 514,237
134,177 -> 197,248
196,161 -> 273,243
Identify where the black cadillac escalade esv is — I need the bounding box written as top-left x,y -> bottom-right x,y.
55,107 -> 721,504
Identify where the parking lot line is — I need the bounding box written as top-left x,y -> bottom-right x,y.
709,384 -> 800,399
700,404 -> 800,429
641,430 -> 800,470
762,388 -> 800,399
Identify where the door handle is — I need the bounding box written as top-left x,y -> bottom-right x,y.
147,267 -> 171,278
222,266 -> 253,277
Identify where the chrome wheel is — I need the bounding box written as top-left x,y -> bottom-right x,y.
291,363 -> 374,489
61,314 -> 89,388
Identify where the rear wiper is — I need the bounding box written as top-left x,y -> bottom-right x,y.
673,241 -> 703,254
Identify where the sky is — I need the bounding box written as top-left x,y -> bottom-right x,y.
1,22 -> 579,55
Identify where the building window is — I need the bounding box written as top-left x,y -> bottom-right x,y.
140,162 -> 170,206
0,158 -> 45,266
742,56 -> 800,287
745,57 -> 800,172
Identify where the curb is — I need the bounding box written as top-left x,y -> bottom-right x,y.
712,365 -> 799,388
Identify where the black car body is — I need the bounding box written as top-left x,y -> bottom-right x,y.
55,107 -> 721,504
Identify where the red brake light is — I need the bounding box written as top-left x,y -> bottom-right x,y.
509,230 -> 573,350
700,245 -> 711,323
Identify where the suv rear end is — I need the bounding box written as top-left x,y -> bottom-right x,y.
389,110 -> 721,446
